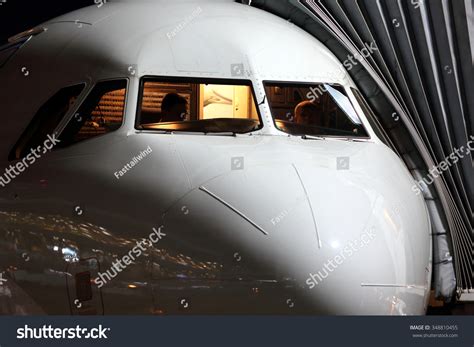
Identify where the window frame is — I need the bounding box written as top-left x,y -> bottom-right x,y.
55,78 -> 129,149
350,87 -> 395,146
8,83 -> 87,161
135,76 -> 264,134
263,80 -> 372,140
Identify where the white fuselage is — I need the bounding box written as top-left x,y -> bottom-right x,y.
0,0 -> 432,315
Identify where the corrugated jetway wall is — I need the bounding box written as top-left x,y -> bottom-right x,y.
238,0 -> 473,303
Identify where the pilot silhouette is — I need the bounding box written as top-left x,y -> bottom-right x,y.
294,100 -> 321,126
160,93 -> 188,123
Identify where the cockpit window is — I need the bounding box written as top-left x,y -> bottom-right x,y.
9,84 -> 85,160
264,82 -> 369,138
58,80 -> 127,148
136,78 -> 262,134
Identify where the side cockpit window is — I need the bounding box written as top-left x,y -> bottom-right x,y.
9,84 -> 85,161
57,80 -> 127,148
351,88 -> 392,146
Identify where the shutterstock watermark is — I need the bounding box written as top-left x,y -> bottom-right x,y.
17,325 -> 110,340
114,146 -> 153,180
307,42 -> 378,101
0,134 -> 61,188
412,136 -> 474,195
306,227 -> 377,289
342,42 -> 378,72
95,226 -> 166,288
94,0 -> 106,8
411,0 -> 423,9
306,84 -> 330,103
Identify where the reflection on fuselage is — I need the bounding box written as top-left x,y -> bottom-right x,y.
0,210 -> 310,315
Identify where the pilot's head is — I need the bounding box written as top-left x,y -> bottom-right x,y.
161,93 -> 187,122
294,101 -> 320,126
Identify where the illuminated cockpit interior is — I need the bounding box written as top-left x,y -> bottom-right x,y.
265,83 -> 369,138
137,78 -> 261,134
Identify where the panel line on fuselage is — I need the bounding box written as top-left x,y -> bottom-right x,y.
292,163 -> 322,249
199,186 -> 268,236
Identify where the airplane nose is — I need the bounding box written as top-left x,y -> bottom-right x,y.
163,163 -> 326,250
165,162 -> 377,252
160,161 -> 431,315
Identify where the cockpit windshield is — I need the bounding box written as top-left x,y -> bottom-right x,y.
137,78 -> 262,134
264,82 -> 369,138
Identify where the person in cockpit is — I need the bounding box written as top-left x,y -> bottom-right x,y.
159,93 -> 188,123
294,100 -> 321,126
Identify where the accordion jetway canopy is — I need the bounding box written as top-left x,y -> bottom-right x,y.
240,0 -> 473,302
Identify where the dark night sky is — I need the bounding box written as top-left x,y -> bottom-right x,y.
0,0 -> 92,44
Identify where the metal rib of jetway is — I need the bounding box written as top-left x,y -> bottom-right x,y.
240,0 -> 473,302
